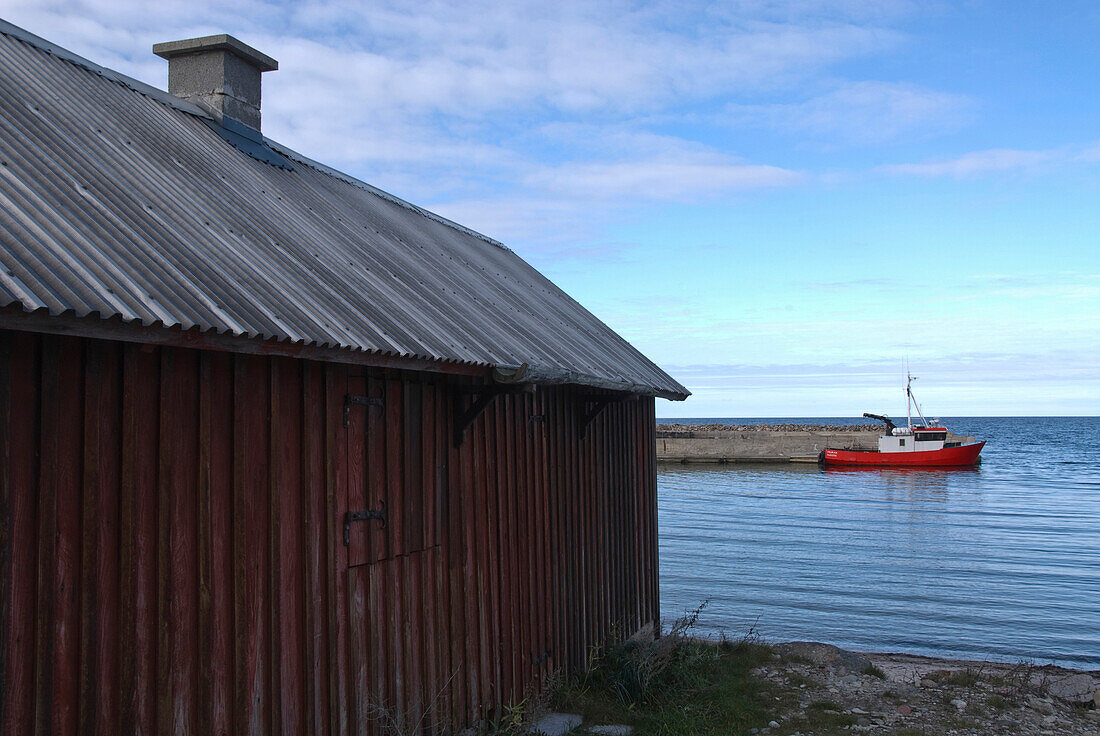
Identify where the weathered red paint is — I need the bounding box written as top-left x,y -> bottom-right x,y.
0,327 -> 660,734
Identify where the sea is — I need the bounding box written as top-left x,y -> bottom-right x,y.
655,416 -> 1100,670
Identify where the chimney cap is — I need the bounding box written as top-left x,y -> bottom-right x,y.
153,34 -> 277,72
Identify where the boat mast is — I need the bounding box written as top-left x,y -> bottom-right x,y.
906,370 -> 913,429
906,371 -> 930,427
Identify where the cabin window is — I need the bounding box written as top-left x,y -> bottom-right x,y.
899,439 -> 905,446
915,432 -> 947,442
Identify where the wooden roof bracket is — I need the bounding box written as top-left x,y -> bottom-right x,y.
452,383 -> 534,447
454,387 -> 500,447
576,393 -> 641,438
578,396 -> 613,439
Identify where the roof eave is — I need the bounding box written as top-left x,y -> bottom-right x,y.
0,306 -> 689,398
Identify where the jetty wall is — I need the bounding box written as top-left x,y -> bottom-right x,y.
657,426 -> 881,463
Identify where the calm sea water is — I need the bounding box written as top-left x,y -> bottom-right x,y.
655,417 -> 1100,670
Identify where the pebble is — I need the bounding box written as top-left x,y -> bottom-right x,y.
1027,695 -> 1055,715
768,720 -> 779,727
897,705 -> 912,715
950,698 -> 967,710
850,707 -> 869,715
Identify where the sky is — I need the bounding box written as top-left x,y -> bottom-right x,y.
2,0 -> 1098,417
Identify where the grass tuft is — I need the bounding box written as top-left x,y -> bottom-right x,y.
549,602 -> 780,735
864,663 -> 888,679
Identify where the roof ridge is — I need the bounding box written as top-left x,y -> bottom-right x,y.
0,17 -> 510,253
0,17 -> 212,119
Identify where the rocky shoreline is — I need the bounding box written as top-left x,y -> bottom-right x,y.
759,641 -> 1100,735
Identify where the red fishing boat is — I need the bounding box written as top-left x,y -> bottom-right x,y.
822,374 -> 985,467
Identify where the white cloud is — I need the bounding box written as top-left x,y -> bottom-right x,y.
727,80 -> 972,144
657,352 -> 1100,417
876,148 -> 1054,177
526,157 -> 803,201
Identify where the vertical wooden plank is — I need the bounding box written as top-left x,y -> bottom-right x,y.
1,330 -> 39,734
530,391 -> 549,681
329,366 -> 349,736
635,402 -> 645,627
301,361 -> 329,736
501,397 -> 520,703
392,551 -> 409,731
347,566 -> 369,735
600,405 -> 611,639
555,390 -> 572,670
476,401 -> 499,715
387,547 -> 404,728
642,398 -> 651,629
199,351 -> 234,735
429,546 -> 447,732
346,372 -> 368,567
541,389 -> 562,677
271,357 -> 305,736
35,335 -> 82,736
405,545 -> 425,732
384,376 -> 404,561
430,382 -> 454,728
420,382 -> 442,726
234,354 -> 270,736
461,386 -> 483,719
118,343 -> 159,735
446,383 -> 471,727
159,347 -> 200,734
421,383 -> 438,548
611,403 -> 625,632
558,389 -> 574,670
79,338 -> 121,734
325,364 -> 350,736
570,392 -> 585,668
544,390 -> 562,673
404,379 -> 424,551
489,400 -> 511,708
580,394 -> 593,657
522,393 -> 543,684
367,372 -> 389,566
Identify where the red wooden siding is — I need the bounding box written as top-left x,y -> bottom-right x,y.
0,328 -> 659,734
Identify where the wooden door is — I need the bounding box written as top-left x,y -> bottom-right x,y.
344,372 -> 444,566
344,371 -> 450,734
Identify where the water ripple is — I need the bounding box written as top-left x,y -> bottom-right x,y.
657,416 -> 1100,669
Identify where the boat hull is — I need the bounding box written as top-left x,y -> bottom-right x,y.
822,441 -> 986,467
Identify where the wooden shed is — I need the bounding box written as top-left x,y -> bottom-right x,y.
0,21 -> 689,736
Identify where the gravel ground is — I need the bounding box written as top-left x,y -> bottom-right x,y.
756,642 -> 1100,736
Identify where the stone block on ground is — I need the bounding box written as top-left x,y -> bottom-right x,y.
589,726 -> 633,736
1046,673 -> 1097,703
530,713 -> 583,736
774,641 -> 871,675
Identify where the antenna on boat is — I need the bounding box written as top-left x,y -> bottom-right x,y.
906,371 -> 929,428
905,358 -> 912,429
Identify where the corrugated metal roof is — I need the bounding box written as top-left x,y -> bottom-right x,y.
0,20 -> 688,400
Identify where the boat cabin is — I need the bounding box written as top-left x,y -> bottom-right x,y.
879,426 -> 949,453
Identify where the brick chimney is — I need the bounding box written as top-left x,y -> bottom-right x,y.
153,34 -> 277,131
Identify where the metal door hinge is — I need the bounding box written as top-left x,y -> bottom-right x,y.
343,501 -> 387,546
344,393 -> 384,427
